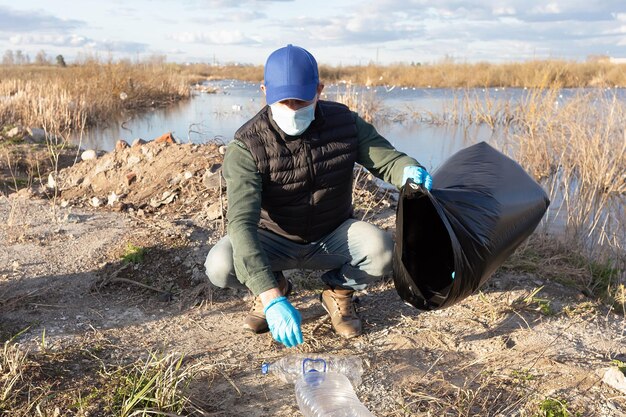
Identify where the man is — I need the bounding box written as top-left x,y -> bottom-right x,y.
205,44 -> 432,348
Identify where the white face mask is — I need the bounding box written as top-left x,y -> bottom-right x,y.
269,101 -> 316,136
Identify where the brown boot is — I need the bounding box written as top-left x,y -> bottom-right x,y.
320,287 -> 362,338
243,272 -> 292,334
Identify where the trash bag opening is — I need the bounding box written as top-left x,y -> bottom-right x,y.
402,193 -> 455,303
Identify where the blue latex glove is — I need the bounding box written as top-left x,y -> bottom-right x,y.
402,165 -> 433,190
264,296 -> 303,347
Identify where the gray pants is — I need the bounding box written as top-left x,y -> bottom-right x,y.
205,218 -> 393,291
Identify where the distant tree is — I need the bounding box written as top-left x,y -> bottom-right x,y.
14,50 -> 25,65
35,49 -> 50,65
2,49 -> 14,65
56,54 -> 67,67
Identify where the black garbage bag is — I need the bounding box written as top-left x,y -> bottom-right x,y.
393,141 -> 550,310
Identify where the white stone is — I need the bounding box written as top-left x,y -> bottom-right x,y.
81,149 -> 97,161
7,126 -> 21,137
47,172 -> 57,189
603,367 -> 626,394
107,191 -> 119,206
90,197 -> 102,207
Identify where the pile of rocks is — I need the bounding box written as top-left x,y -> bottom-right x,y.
57,135 -> 227,223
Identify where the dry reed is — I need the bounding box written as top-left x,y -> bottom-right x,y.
0,62 -> 191,136
506,84 -> 626,305
332,83 -> 381,123
188,59 -> 626,88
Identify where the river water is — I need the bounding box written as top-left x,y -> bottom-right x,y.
73,80 -> 519,172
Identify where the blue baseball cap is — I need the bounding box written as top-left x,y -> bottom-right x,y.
264,44 -> 319,105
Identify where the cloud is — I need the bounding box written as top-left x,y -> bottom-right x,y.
190,10 -> 266,25
493,7 -> 516,16
169,30 -> 260,45
190,0 -> 293,8
9,33 -> 148,53
230,10 -> 268,22
0,5 -> 84,33
98,40 -> 149,54
10,34 -> 94,47
530,3 -> 561,15
284,10 -> 422,46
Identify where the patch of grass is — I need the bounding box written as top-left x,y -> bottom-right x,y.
537,397 -> 571,417
0,340 -> 29,411
105,353 -> 196,417
122,243 -> 147,264
505,235 -> 625,312
512,286 -> 554,316
397,367 -> 534,416
562,301 -> 599,320
0,329 -> 206,416
511,369 -> 536,382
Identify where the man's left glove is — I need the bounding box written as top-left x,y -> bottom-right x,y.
402,165 -> 433,190
264,296 -> 303,348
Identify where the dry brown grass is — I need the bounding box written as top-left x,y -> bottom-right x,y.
512,86 -> 625,247
1,340 -> 30,412
333,83 -> 382,124
188,59 -> 626,88
0,332 -> 212,417
0,62 -> 191,135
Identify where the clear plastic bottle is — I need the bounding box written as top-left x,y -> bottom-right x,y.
261,354 -> 364,386
262,355 -> 374,417
295,370 -> 375,417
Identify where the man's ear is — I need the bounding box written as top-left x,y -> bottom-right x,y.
316,84 -> 325,95
261,84 -> 267,96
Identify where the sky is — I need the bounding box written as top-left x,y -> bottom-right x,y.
1,0 -> 626,66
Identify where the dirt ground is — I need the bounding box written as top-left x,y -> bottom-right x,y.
1,141 -> 625,416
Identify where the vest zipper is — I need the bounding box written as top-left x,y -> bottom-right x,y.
304,138 -> 315,240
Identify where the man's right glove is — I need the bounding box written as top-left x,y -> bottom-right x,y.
402,165 -> 433,190
264,296 -> 303,348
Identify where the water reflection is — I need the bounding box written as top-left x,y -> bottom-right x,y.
71,79 -> 506,172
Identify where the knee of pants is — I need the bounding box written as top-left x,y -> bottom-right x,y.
204,244 -> 233,289
363,231 -> 394,277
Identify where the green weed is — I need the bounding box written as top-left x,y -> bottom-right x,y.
122,243 -> 147,264
511,369 -> 536,382
537,397 -> 571,417
611,360 -> 626,375
512,287 -> 554,316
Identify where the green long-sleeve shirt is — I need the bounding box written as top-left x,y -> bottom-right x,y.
222,111 -> 419,295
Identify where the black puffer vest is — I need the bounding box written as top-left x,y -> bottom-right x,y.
235,100 -> 358,243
